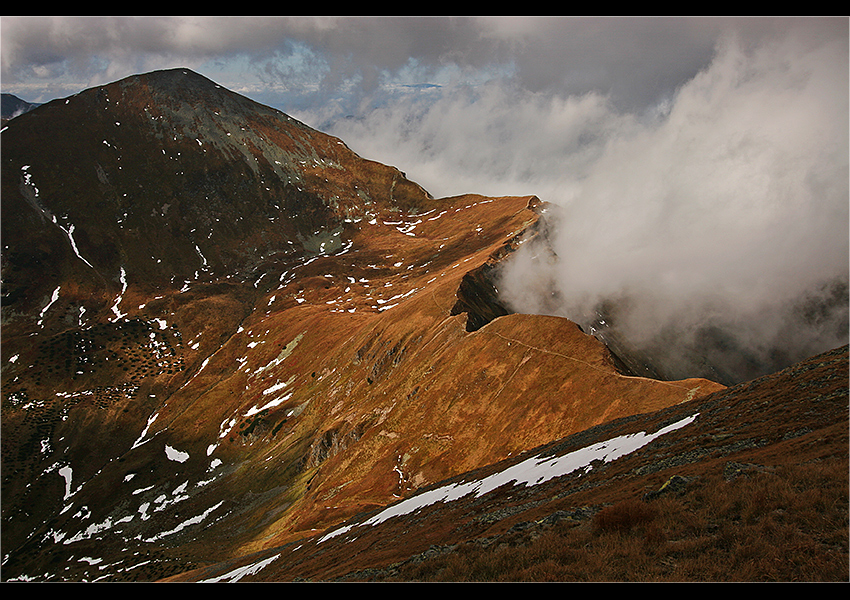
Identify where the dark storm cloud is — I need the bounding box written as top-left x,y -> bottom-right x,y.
0,17 -> 522,104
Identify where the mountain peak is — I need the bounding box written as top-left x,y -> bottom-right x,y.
1,68 -> 435,329
110,67 -> 281,119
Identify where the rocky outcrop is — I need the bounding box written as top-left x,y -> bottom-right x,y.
450,261 -> 513,332
450,197 -> 545,332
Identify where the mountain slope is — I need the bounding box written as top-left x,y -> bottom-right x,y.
167,344 -> 849,582
2,68 -> 434,326
3,68 -> 739,583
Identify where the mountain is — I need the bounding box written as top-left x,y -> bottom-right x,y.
1,93 -> 40,125
166,344 -> 849,582
0,68 -> 843,582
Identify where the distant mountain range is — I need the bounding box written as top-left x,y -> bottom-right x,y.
1,93 -> 40,124
1,69 -> 846,582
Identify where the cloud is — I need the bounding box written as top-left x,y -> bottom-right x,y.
1,17 -> 805,108
299,21 -> 848,384
2,16 -> 847,383
492,28 -> 850,383
309,80 -> 628,198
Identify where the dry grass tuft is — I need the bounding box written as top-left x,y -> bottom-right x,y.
592,498 -> 658,534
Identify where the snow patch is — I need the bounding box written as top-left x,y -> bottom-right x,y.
37,286 -> 61,327
319,413 -> 699,543
110,267 -> 128,321
165,445 -> 190,463
59,466 -> 73,500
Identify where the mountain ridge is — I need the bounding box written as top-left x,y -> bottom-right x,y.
164,343 -> 848,582
2,68 -> 436,327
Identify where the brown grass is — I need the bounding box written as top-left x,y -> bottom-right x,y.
372,459 -> 848,582
592,498 -> 658,534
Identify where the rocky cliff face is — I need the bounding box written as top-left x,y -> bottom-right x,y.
3,68 -> 819,583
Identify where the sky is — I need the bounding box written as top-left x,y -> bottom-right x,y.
2,16 -> 848,380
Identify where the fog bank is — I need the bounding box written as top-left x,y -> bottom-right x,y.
318,29 -> 849,384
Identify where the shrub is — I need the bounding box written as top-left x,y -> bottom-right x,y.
592,499 -> 658,534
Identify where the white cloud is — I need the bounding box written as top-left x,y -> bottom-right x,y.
290,23 -> 848,384
493,30 -> 849,382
